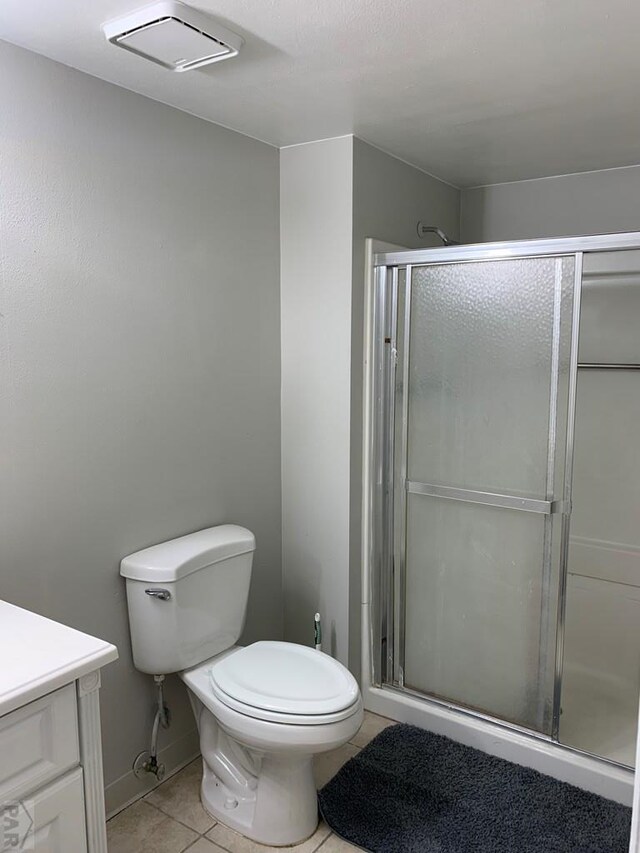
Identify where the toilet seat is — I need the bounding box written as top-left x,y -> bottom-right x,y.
208,641 -> 360,726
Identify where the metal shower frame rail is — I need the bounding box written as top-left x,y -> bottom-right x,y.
370,229 -> 640,762
375,230 -> 640,266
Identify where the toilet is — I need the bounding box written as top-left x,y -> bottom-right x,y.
120,525 -> 363,847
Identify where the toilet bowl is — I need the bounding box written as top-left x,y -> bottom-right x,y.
120,525 -> 363,847
183,642 -> 363,845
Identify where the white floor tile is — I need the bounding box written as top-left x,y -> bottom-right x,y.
185,838 -> 228,853
350,711 -> 396,749
145,759 -> 215,834
314,744 -> 360,789
206,819 -> 331,853
107,800 -> 198,853
317,834 -> 362,852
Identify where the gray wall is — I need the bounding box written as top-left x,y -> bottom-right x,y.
0,41 -> 282,811
350,139 -> 460,678
280,136 -> 460,679
353,139 -> 460,253
280,137 -> 354,665
461,165 -> 640,242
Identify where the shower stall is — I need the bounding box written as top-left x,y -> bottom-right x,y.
362,232 -> 640,804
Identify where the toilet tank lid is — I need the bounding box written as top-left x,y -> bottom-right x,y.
120,525 -> 255,582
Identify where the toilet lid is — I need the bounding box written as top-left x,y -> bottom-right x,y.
209,641 -> 359,717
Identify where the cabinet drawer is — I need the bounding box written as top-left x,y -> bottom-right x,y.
0,685 -> 79,803
3,767 -> 88,853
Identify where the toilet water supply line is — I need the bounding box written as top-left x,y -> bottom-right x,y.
136,675 -> 171,780
151,674 -> 171,752
314,613 -> 322,652
150,675 -> 171,773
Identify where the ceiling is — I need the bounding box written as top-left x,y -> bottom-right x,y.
2,0 -> 640,187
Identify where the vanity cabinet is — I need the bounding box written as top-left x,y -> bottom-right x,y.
0,601 -> 118,853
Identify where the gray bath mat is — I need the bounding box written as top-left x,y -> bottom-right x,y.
318,724 -> 631,853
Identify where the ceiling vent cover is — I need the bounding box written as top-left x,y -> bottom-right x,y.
102,1 -> 243,72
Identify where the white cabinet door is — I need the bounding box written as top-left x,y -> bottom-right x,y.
0,685 -> 79,804
22,769 -> 87,853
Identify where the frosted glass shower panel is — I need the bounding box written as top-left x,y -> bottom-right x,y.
407,258 -> 575,497
404,495 -> 553,732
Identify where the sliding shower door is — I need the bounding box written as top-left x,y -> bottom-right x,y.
387,256 -> 578,735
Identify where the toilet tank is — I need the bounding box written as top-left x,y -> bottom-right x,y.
120,525 -> 255,674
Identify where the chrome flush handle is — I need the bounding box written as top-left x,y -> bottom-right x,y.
145,588 -> 172,601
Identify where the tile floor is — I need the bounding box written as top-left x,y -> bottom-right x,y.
107,711 -> 395,853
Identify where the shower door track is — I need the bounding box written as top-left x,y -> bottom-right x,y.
369,229 -> 640,774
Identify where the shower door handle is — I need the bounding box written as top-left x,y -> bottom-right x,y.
407,481 -> 555,514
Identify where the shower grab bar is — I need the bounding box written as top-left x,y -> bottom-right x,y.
407,481 -> 556,514
578,363 -> 640,370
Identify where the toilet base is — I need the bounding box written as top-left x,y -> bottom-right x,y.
182,655 -> 363,847
201,752 -> 318,847
190,692 -> 321,846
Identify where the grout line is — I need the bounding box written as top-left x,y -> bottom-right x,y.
142,794 -> 216,836
314,834 -> 335,852
182,839 -> 203,853
149,801 -> 216,836
107,752 -> 202,821
182,836 -> 227,853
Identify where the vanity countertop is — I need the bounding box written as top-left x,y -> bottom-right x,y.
0,599 -> 118,716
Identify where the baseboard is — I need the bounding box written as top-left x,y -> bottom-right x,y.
105,728 -> 201,818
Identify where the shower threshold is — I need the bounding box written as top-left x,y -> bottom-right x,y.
362,681 -> 634,806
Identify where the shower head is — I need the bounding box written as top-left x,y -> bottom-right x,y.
417,223 -> 459,246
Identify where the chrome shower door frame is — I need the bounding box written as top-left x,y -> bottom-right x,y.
368,230 -> 640,751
